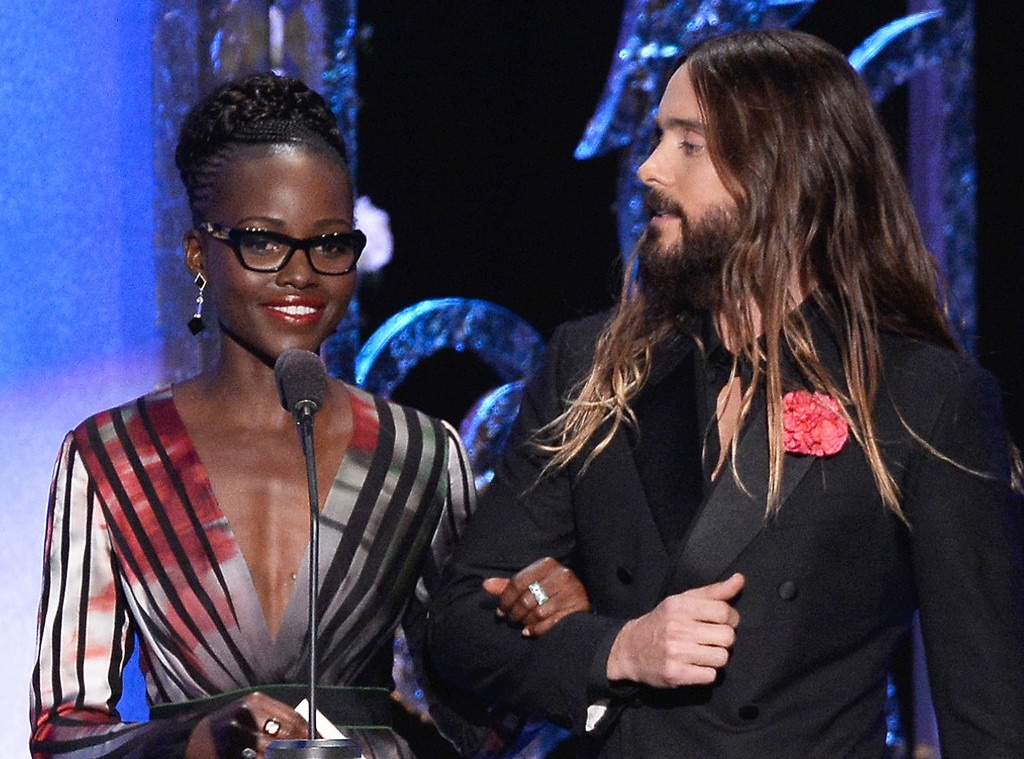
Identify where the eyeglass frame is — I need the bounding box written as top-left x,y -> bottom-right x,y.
198,221 -> 367,276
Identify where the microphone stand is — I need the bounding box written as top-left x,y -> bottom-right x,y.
267,401 -> 361,759
297,401 -> 320,741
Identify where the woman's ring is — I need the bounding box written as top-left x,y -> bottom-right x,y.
241,749 -> 258,759
528,581 -> 549,606
263,717 -> 282,736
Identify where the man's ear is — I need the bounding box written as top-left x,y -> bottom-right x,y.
183,230 -> 205,277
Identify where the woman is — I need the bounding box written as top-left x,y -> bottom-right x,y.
29,72 -> 584,759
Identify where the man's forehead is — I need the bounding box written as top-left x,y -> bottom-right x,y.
655,63 -> 704,130
655,115 -> 706,134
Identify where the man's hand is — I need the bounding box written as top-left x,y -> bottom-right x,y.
483,556 -> 592,637
606,572 -> 745,687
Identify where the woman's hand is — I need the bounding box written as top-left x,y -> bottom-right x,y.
185,691 -> 310,759
482,556 -> 592,637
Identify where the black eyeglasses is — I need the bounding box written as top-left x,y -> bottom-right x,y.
199,222 -> 367,275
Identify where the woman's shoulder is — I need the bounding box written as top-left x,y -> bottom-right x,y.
343,382 -> 452,437
69,386 -> 174,436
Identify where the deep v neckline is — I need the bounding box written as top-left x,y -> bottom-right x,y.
164,388 -> 356,649
72,386 -> 451,698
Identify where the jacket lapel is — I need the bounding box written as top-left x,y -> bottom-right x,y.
667,300 -> 846,591
667,393 -> 817,591
598,332 -> 699,602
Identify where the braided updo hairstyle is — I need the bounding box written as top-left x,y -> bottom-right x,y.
175,72 -> 351,224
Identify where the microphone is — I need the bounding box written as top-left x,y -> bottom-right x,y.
271,350 -> 360,758
275,348 -> 327,424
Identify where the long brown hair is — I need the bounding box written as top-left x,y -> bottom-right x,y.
539,28 -> 958,517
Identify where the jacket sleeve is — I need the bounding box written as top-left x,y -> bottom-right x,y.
899,355 -> 1024,757
427,321 -> 629,737
30,432 -> 199,758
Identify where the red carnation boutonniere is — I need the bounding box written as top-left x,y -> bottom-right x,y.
782,390 -> 849,457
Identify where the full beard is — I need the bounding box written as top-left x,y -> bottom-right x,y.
636,193 -> 739,322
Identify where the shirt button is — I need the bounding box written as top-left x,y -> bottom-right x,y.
616,567 -> 633,585
777,580 -> 798,600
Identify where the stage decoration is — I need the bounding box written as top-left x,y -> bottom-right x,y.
354,298 -> 543,397
322,0 -> 361,181
458,380 -> 529,490
849,10 -> 945,95
849,4 -> 976,348
353,196 -> 394,273
352,298 -> 545,484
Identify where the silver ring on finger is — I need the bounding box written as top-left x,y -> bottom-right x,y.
528,581 -> 550,606
241,748 -> 258,759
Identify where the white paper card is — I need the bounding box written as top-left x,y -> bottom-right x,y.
292,698 -> 348,740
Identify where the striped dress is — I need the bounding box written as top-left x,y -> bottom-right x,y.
30,385 -> 475,758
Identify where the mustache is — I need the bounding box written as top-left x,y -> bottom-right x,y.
643,190 -> 685,219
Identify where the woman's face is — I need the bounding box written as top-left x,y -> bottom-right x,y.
188,144 -> 357,364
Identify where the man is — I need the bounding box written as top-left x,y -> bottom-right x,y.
428,28 -> 1024,758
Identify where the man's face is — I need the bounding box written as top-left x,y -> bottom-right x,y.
637,62 -> 735,253
636,62 -> 738,314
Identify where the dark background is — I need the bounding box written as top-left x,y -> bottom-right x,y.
352,2 -> 1024,446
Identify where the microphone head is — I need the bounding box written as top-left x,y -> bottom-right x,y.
274,348 -> 327,420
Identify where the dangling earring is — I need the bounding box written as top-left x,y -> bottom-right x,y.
188,271 -> 207,335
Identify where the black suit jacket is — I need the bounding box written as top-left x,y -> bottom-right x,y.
429,311 -> 1024,758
